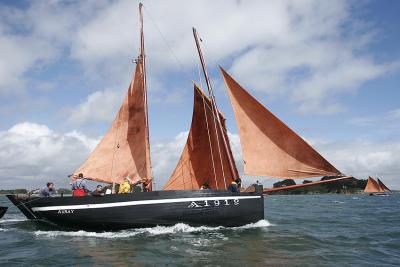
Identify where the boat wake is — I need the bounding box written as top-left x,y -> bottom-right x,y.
33,219 -> 272,239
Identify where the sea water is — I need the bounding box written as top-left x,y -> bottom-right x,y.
0,194 -> 399,266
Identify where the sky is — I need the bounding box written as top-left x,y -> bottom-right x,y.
0,0 -> 399,190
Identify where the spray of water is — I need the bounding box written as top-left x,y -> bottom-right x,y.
33,219 -> 272,239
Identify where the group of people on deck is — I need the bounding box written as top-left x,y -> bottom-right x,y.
39,173 -> 151,197
199,178 -> 242,192
39,175 -> 242,197
70,173 -> 151,197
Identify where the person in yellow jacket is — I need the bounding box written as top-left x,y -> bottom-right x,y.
118,177 -> 132,194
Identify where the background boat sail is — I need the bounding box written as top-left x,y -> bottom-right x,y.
6,3 -> 264,230
364,177 -> 390,196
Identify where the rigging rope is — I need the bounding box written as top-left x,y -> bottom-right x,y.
143,6 -> 185,70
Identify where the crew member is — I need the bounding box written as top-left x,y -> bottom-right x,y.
118,177 -> 132,194
91,185 -> 104,197
71,173 -> 89,196
200,182 -> 210,190
40,182 -> 56,197
227,180 -> 239,193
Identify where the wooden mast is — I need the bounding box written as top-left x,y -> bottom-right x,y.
192,27 -> 238,183
139,3 -> 153,190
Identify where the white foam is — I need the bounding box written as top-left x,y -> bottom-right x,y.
33,219 -> 271,239
234,219 -> 272,229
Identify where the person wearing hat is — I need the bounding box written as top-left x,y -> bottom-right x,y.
118,177 -> 132,194
227,180 -> 239,193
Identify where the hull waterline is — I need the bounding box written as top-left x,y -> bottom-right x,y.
7,187 -> 264,230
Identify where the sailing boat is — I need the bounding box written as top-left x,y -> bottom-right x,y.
7,3 -> 345,230
6,4 -> 263,230
364,177 -> 390,196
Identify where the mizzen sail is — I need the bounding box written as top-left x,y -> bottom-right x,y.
220,68 -> 341,179
364,177 -> 384,193
163,85 -> 239,190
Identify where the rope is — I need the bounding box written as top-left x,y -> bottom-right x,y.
143,6 -> 185,70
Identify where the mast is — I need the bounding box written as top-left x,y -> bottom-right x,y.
139,3 -> 153,189
192,27 -> 238,182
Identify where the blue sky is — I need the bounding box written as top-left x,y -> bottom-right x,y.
0,0 -> 399,189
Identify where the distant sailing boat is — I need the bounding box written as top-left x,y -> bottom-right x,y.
7,3 -> 346,230
364,177 -> 390,196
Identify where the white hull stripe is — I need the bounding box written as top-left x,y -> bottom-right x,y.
31,195 -> 261,211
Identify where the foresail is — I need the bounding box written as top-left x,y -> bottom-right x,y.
74,62 -> 151,184
163,84 -> 238,190
364,177 -> 384,193
220,67 -> 341,179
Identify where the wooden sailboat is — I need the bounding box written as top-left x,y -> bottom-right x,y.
7,3 -> 346,230
364,177 -> 390,196
6,4 -> 264,230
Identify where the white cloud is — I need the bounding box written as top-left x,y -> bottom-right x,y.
0,122 -> 99,189
348,108 -> 400,132
317,139 -> 400,189
0,34 -> 57,94
151,131 -> 188,189
68,89 -> 124,125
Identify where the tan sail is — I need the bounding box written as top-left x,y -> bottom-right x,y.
364,177 -> 384,193
220,67 -> 341,179
377,178 -> 391,192
164,84 -> 239,190
74,62 -> 151,185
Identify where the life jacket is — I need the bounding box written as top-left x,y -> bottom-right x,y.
73,188 -> 87,197
72,179 -> 87,197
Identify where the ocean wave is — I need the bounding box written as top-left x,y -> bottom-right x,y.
33,219 -> 271,239
334,201 -> 345,204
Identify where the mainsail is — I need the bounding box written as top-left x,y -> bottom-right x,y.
377,178 -> 391,192
163,85 -> 239,190
364,177 -> 384,193
220,68 -> 341,179
74,3 -> 151,186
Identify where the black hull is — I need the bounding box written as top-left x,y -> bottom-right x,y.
0,206 -> 7,219
7,189 -> 264,230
